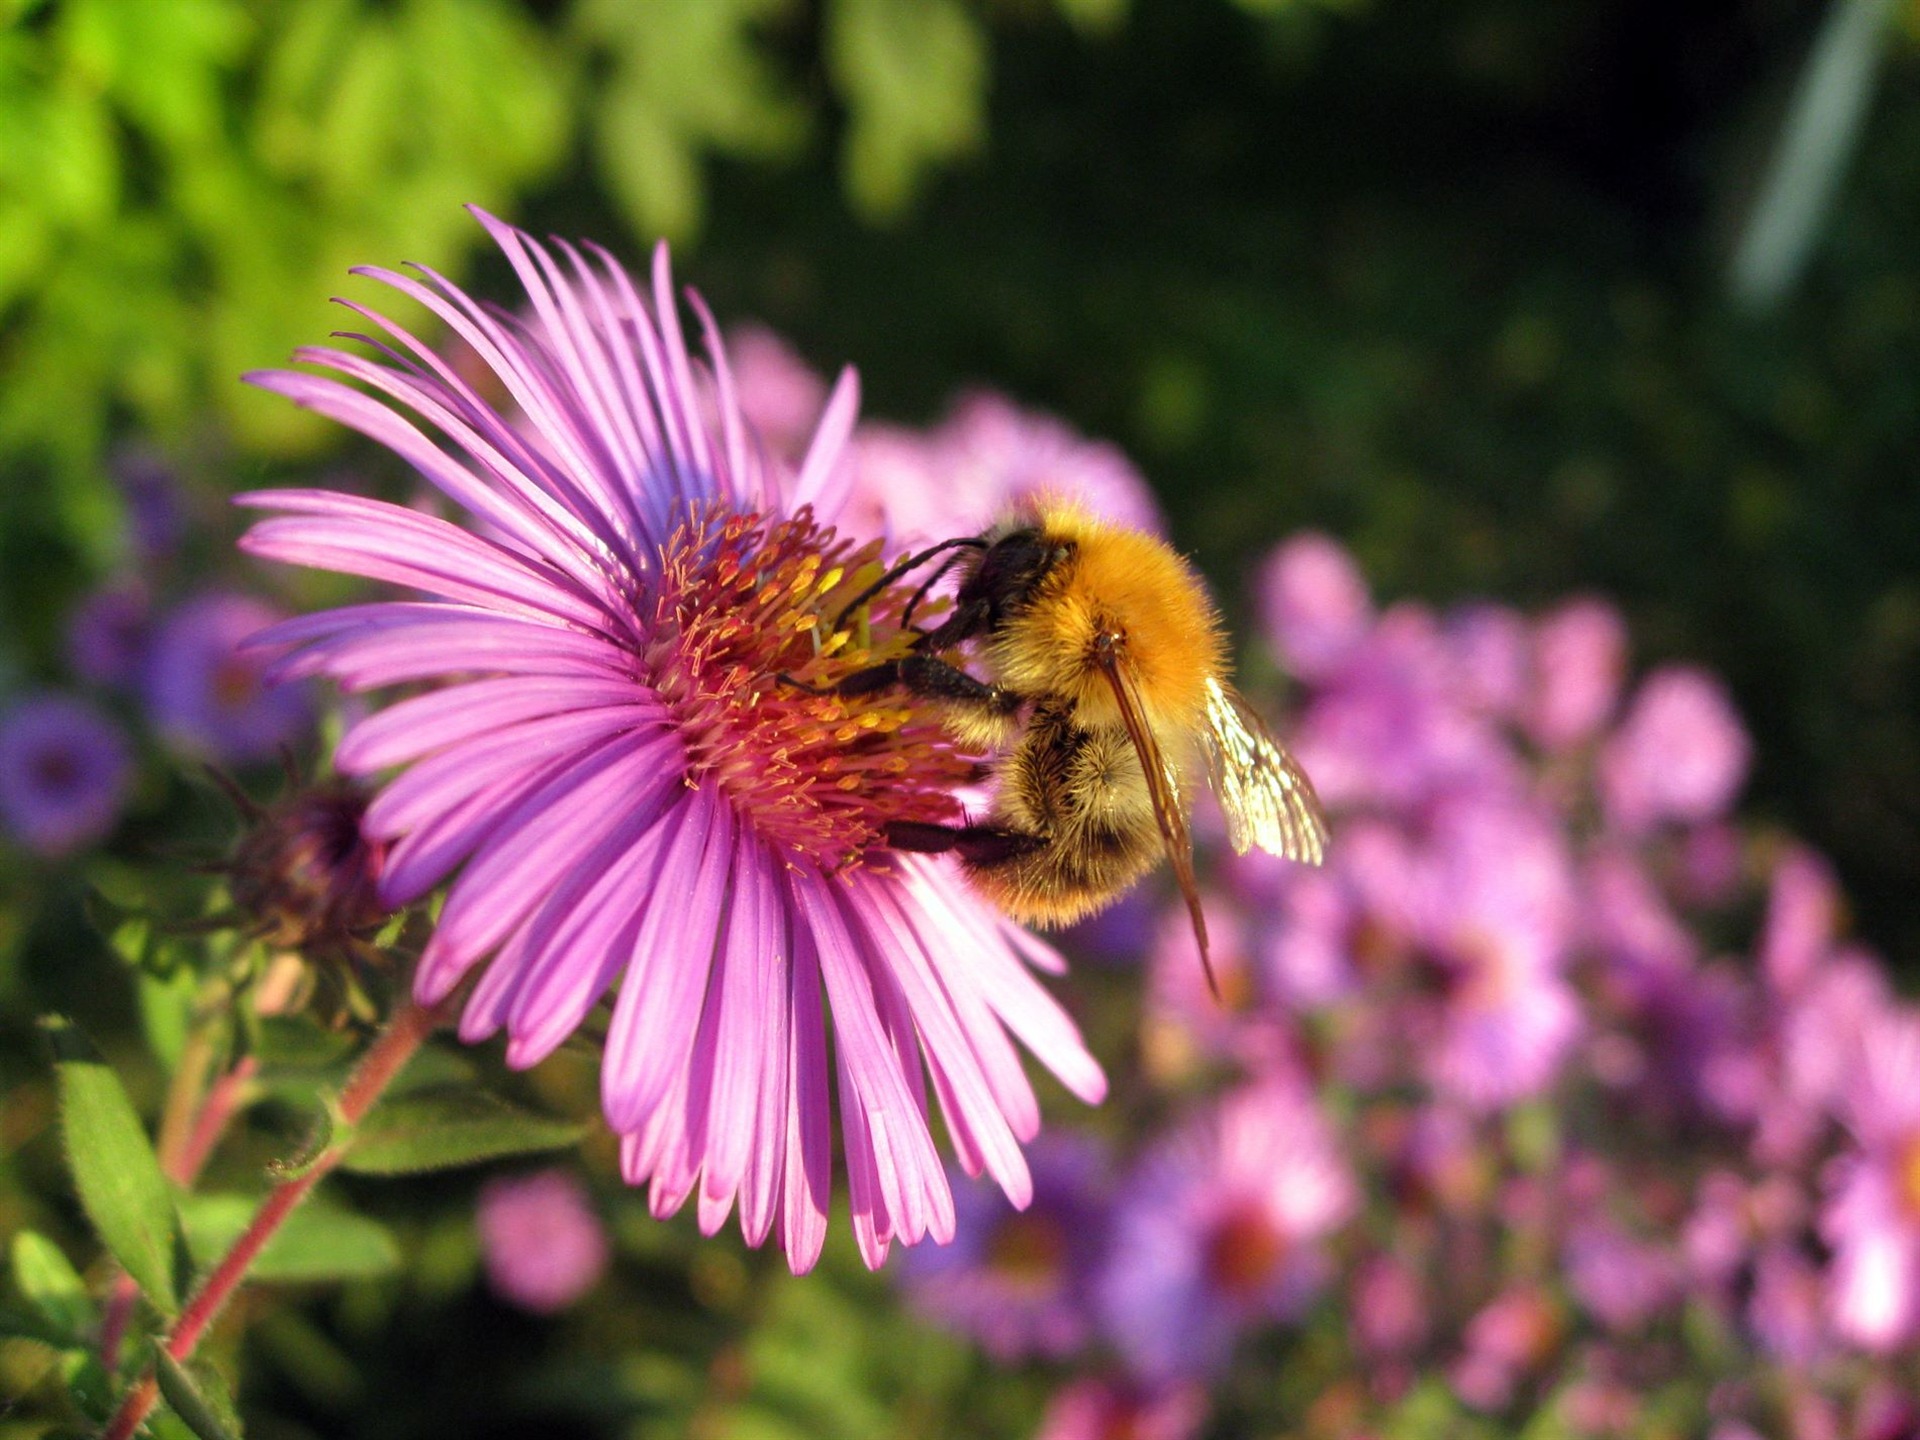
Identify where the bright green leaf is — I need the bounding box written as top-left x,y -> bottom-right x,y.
340,1087 -> 584,1176
827,0 -> 985,219
10,1230 -> 94,1343
155,1348 -> 245,1440
179,1193 -> 400,1283
42,1016 -> 183,1314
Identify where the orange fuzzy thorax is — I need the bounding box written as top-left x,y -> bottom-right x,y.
984,500 -> 1225,738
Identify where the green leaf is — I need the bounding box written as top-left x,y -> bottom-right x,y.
10,1230 -> 94,1343
155,1348 -> 244,1440
138,965 -> 200,1072
42,1016 -> 183,1314
827,0 -> 985,219
339,1087 -> 584,1176
179,1193 -> 400,1283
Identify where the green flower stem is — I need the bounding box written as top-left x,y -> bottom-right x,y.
99,994 -> 444,1440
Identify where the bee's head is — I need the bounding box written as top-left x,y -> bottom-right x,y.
960,525 -> 1076,627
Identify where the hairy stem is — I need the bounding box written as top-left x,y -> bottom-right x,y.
99,995 -> 443,1440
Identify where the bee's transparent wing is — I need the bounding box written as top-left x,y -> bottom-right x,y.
1201,677 -> 1328,865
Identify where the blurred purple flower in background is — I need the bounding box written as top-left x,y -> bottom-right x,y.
476,1169 -> 610,1314
66,582 -> 151,689
1034,1377 -> 1205,1440
145,592 -> 312,765
110,444 -> 185,562
1097,1075 -> 1354,1381
897,1134 -> 1111,1362
0,692 -> 134,858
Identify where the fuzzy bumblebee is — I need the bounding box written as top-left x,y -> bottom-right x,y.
832,497 -> 1328,990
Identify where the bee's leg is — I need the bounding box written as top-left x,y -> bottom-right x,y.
831,654 -> 1023,719
883,819 -> 1046,867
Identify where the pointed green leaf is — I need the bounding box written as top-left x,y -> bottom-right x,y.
339,1087 -> 583,1176
42,1016 -> 182,1313
155,1347 -> 244,1440
179,1193 -> 400,1283
10,1230 -> 94,1343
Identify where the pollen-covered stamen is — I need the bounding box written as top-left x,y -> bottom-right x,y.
643,506 -> 974,868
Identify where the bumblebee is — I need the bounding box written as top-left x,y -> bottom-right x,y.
830,498 -> 1328,990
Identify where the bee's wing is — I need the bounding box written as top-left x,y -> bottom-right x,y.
1201,677 -> 1328,865
1091,643 -> 1217,997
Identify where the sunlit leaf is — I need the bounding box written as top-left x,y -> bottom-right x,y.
178,1193 -> 400,1283
10,1231 -> 93,1345
42,1016 -> 183,1314
827,0 -> 985,220
339,1087 -> 584,1176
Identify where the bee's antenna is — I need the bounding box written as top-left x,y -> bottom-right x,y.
827,536 -> 987,634
899,550 -> 976,632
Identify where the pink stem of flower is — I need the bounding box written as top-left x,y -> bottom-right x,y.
99,998 -> 442,1440
98,1055 -> 264,1370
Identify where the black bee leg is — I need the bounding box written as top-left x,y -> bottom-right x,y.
832,655 -> 1023,718
884,820 -> 1046,867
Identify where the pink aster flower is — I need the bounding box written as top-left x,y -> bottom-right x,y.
238,209 -> 1105,1273
721,323 -> 829,463
476,1168 -> 610,1314
1095,1075 -> 1355,1381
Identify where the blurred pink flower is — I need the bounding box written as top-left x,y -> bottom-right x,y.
1255,532 -> 1372,681
1292,605 -> 1517,811
1444,602 -> 1530,721
722,324 -> 829,462
1562,1218 -> 1678,1331
1096,1075 -> 1355,1381
1598,666 -> 1751,834
1525,597 -> 1627,750
1822,1009 -> 1920,1350
1035,1378 -> 1205,1440
844,390 -> 1161,549
476,1169 -> 609,1314
1450,1286 -> 1560,1412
